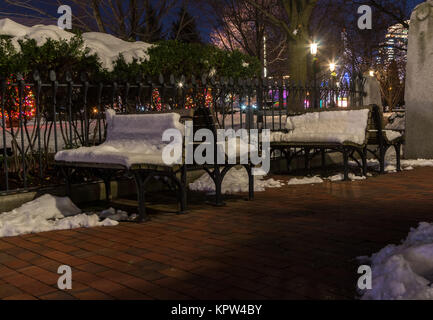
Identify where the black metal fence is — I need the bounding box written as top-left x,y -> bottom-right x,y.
0,71 -> 365,194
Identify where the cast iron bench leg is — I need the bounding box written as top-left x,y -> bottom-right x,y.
343,148 -> 349,181
321,148 -> 326,170
133,172 -> 149,222
379,144 -> 387,174
361,147 -> 368,176
305,148 -> 311,176
103,177 -> 112,202
284,148 -> 293,173
61,167 -> 72,197
214,165 -> 225,206
178,166 -> 188,214
395,143 -> 402,172
246,164 -> 254,201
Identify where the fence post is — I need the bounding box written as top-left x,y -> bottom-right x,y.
66,72 -> 74,148
33,71 -> 43,178
0,77 -> 8,191
246,78 -> 254,130
50,71 -> 59,153
97,82 -> 103,143
17,73 -> 27,188
81,72 -> 89,146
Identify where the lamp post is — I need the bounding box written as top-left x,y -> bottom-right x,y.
310,42 -> 319,109
263,35 -> 268,79
329,62 -> 337,108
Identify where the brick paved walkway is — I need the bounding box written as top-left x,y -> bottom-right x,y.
1,168 -> 433,300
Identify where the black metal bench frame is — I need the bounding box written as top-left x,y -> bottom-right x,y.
56,161 -> 187,222
270,106 -> 372,181
271,142 -> 368,181
366,104 -> 404,173
55,107 -> 255,222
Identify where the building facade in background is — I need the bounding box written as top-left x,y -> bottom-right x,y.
384,21 -> 409,62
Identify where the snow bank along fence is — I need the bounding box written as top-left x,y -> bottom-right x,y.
0,71 -> 364,194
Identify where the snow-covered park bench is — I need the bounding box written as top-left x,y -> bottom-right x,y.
55,108 -> 255,222
270,105 -> 404,180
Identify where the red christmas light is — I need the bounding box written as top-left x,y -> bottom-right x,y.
1,76 -> 36,126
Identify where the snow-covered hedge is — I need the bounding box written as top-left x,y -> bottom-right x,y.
140,40 -> 260,79
0,19 -> 260,81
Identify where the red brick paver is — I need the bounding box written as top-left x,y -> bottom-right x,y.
2,167 -> 433,300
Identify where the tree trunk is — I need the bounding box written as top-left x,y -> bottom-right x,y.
288,38 -> 308,85
288,38 -> 309,112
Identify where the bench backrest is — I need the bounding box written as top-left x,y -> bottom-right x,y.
105,110 -> 185,143
284,107 -> 371,145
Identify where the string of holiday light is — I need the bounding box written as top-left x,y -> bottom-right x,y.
152,88 -> 162,111
0,77 -> 36,126
184,88 -> 213,109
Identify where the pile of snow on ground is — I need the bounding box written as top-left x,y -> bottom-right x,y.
360,222 -> 433,300
402,159 -> 433,168
100,207 -> 138,222
0,194 -> 119,238
359,157 -> 433,173
287,176 -> 324,185
189,168 -> 284,194
287,173 -> 366,184
326,173 -> 366,182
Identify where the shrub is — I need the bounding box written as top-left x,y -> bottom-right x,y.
138,40 -> 260,79
16,36 -> 102,81
0,36 -> 18,75
0,35 -> 260,82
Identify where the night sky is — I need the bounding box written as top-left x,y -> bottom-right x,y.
160,0 -> 427,42
1,0 -> 427,42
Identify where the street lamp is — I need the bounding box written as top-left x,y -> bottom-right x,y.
310,42 -> 318,56
329,62 -> 337,108
369,70 -> 375,77
310,42 -> 319,108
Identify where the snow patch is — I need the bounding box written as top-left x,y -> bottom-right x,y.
99,207 -> 137,222
360,223 -> 433,300
189,167 -> 284,194
287,176 -> 324,185
402,159 -> 433,168
0,194 -> 118,238
326,173 -> 366,182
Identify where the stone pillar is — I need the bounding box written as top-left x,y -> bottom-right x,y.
405,0 -> 433,158
363,72 -> 382,107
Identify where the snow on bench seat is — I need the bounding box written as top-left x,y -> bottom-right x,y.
270,109 -> 370,146
55,110 -> 185,168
